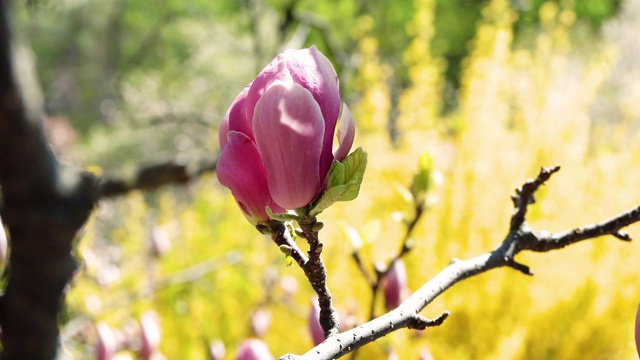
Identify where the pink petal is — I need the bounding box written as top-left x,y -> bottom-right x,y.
217,131 -> 284,223
383,259 -> 408,311
140,311 -> 161,359
332,103 -> 355,162
220,85 -> 252,149
284,46 -> 341,177
308,298 -> 324,346
235,339 -> 274,360
246,56 -> 293,129
253,81 -> 325,209
95,323 -> 116,360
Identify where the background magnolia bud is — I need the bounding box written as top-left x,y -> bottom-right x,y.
235,338 -> 274,360
208,339 -> 226,360
96,322 -> 117,360
140,311 -> 161,359
217,46 -> 355,222
419,347 -> 435,360
279,275 -> 299,301
150,226 -> 170,257
383,259 -> 409,311
250,307 -> 271,338
308,298 -> 324,345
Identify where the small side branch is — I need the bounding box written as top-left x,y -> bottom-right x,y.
510,165 -> 560,229
97,155 -> 217,199
267,219 -> 339,338
266,221 -> 308,267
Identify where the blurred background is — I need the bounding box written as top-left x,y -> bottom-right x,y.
14,0 -> 640,358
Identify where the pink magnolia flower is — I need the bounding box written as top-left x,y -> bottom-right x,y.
217,46 -> 355,223
383,259 -> 409,311
235,339 -> 274,360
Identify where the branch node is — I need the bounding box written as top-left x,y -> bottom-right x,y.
505,257 -> 534,276
613,231 -> 632,242
408,311 -> 450,330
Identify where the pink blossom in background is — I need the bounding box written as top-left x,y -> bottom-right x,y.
383,259 -> 409,311
235,338 -> 274,360
308,298 -> 324,345
96,322 -> 117,360
140,311 -> 161,359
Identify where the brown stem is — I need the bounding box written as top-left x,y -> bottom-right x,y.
298,218 -> 340,339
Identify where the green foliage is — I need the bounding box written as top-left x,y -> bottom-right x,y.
409,152 -> 433,204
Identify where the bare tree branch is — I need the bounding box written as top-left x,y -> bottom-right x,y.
96,154 -> 217,199
0,3 -> 96,358
279,166 -> 638,360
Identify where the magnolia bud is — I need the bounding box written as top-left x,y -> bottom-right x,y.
279,275 -> 299,300
208,340 -> 226,360
419,347 -> 434,360
150,227 -> 171,257
96,322 -> 117,360
383,259 -> 409,311
308,298 -> 324,345
251,307 -> 272,338
235,338 -> 274,360
140,311 -> 161,359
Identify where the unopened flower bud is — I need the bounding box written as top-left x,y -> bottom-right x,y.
235,338 -> 274,360
279,275 -> 299,300
208,340 -> 226,360
308,298 -> 324,345
96,322 -> 117,360
251,307 -> 272,338
150,227 -> 171,257
217,46 -> 355,223
419,347 -> 435,360
383,259 -> 409,311
140,311 -> 161,359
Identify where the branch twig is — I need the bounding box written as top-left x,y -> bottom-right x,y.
279,166 -> 638,360
268,219 -> 340,339
96,155 -> 217,199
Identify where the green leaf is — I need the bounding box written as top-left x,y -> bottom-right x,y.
410,152 -> 433,204
309,147 -> 367,217
285,254 -> 294,267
